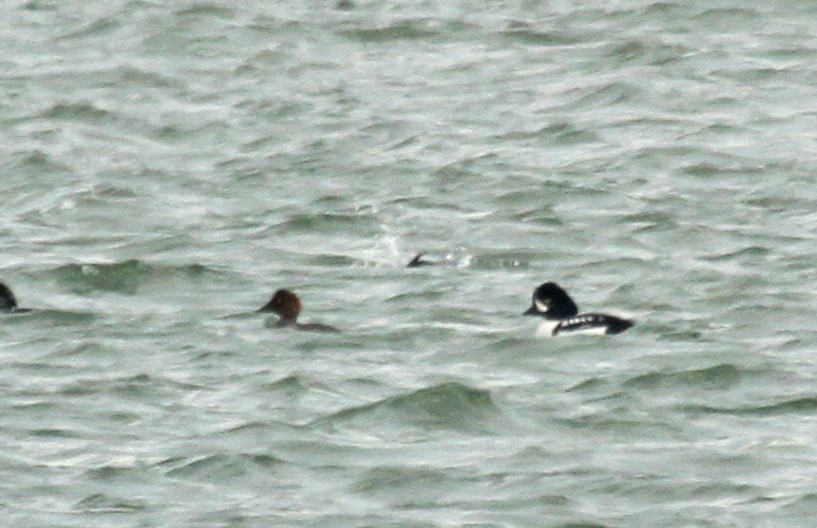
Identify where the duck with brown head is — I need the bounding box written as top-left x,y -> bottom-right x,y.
258,289 -> 339,333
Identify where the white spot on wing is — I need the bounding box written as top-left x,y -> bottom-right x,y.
552,314 -> 610,336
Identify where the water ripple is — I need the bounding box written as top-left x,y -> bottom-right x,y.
313,382 -> 499,435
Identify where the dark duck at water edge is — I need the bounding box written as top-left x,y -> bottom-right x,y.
407,253 -> 435,267
523,282 -> 633,336
0,282 -> 32,314
258,289 -> 339,333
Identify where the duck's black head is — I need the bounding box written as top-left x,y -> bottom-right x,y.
523,282 -> 579,319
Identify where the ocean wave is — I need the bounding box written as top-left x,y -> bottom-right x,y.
273,212 -> 378,234
313,382 -> 498,434
163,452 -> 284,480
340,19 -> 441,42
38,101 -> 116,122
74,492 -> 146,513
624,364 -> 742,391
49,259 -> 219,294
680,396 -> 817,416
500,21 -> 579,46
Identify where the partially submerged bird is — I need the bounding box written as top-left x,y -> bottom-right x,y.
407,253 -> 435,267
258,289 -> 339,333
0,282 -> 32,314
523,282 -> 633,336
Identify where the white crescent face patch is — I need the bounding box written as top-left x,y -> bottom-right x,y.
535,299 -> 550,313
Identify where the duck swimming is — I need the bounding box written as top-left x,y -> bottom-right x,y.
0,282 -> 32,314
258,289 -> 339,333
523,282 -> 633,336
407,253 -> 435,267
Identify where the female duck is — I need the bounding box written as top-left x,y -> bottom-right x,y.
258,289 -> 339,333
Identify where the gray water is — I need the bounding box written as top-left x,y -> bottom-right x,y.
3,1 -> 817,526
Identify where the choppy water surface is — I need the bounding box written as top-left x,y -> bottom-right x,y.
3,1 -> 817,526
